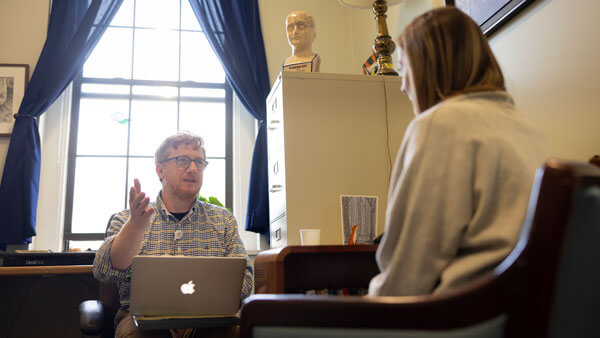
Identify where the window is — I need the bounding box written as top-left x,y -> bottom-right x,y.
63,0 -> 232,250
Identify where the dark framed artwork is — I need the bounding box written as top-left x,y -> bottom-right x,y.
446,0 -> 535,36
0,64 -> 29,136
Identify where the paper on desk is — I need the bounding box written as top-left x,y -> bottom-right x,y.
340,195 -> 377,245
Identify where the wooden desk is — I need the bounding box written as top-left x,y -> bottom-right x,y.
0,265 -> 98,338
0,264 -> 93,276
254,245 -> 379,294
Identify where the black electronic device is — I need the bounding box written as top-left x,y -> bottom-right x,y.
0,251 -> 96,266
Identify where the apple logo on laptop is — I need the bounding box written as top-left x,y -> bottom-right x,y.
180,280 -> 195,295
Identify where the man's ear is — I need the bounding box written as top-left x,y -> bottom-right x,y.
156,163 -> 165,181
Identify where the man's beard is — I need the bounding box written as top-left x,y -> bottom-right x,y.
166,179 -> 200,201
174,188 -> 198,201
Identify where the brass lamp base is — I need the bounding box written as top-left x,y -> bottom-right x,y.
372,0 -> 398,76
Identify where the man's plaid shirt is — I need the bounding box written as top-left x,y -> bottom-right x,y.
93,194 -> 254,311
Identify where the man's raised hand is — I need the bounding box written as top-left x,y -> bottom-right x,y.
128,178 -> 155,229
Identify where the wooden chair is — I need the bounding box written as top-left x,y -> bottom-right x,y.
240,160 -> 600,338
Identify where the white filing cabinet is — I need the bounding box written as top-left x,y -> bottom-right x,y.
266,71 -> 413,248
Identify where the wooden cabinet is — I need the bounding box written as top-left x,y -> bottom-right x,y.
253,245 -> 379,294
266,72 -> 413,247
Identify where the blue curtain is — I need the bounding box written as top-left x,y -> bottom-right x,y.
188,0 -> 271,238
0,0 -> 123,250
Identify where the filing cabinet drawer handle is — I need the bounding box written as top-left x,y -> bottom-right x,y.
269,184 -> 283,192
271,98 -> 278,112
268,120 -> 281,130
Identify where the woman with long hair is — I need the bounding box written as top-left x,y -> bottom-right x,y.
369,6 -> 549,296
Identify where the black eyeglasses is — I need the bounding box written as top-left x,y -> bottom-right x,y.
160,156 -> 209,169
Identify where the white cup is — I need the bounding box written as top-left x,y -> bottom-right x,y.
299,229 -> 321,246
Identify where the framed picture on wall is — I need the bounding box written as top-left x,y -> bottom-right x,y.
446,0 -> 535,36
0,64 -> 30,136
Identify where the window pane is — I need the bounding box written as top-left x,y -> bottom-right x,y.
133,28 -> 179,81
135,0 -> 179,29
179,101 -> 225,157
72,157 -> 127,233
181,0 -> 201,31
180,31 -> 225,83
129,100 -> 178,156
110,0 -> 134,27
77,98 -> 129,156
127,157 -> 163,203
83,27 -> 132,79
69,241 -> 104,251
132,85 -> 178,98
81,83 -> 130,95
70,1 -> 231,242
180,87 -> 224,98
201,158 -> 226,206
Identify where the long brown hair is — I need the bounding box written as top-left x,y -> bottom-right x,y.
399,6 -> 505,114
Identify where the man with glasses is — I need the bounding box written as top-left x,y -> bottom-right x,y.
93,131 -> 252,337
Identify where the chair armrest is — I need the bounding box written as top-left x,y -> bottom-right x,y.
240,288 -> 507,338
79,300 -> 104,335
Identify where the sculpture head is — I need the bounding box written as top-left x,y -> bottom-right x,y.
286,11 -> 316,52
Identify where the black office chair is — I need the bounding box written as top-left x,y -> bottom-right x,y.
80,214 -> 120,338
240,160 -> 600,338
590,154 -> 600,167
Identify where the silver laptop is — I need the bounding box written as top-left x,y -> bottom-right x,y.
130,255 -> 246,318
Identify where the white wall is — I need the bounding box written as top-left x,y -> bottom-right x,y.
391,0 -> 599,161
33,88 -> 72,251
488,0 -> 600,161
0,0 -> 50,180
232,96 -> 260,252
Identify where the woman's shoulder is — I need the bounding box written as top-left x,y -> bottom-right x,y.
422,91 -> 514,122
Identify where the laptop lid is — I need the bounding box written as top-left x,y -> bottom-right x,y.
130,255 -> 246,317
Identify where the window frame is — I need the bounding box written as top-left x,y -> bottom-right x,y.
62,73 -> 233,249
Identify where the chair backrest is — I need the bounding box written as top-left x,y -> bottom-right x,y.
417,160 -> 600,336
461,159 -> 600,336
474,160 -> 600,336
547,162 -> 600,337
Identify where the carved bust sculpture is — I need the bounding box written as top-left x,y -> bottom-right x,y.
283,10 -> 321,72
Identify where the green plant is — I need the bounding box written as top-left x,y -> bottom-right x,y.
198,195 -> 232,212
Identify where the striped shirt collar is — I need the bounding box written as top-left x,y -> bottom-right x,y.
154,192 -> 203,221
